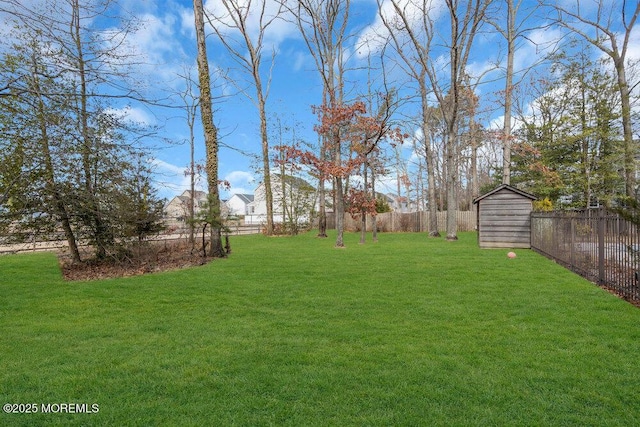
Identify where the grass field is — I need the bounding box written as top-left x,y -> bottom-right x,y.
1,231 -> 639,426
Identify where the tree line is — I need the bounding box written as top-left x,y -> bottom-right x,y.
0,0 -> 638,258
201,0 -> 638,247
0,0 -> 165,262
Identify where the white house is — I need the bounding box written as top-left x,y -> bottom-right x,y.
246,175 -> 318,225
225,193 -> 254,216
384,193 -> 419,212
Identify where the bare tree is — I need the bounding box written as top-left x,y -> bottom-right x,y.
546,0 -> 640,197
194,0 -> 225,257
434,0 -> 491,240
205,0 -> 284,235
486,0 -> 540,185
293,0 -> 351,247
176,67 -> 200,247
1,0 -> 163,260
375,0 -> 442,237
24,40 -> 82,262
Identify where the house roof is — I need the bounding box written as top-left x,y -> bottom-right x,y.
473,184 -> 537,204
231,193 -> 254,203
182,190 -> 207,198
259,174 -> 314,190
165,190 -> 208,207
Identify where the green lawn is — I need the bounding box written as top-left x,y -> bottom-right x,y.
1,231 -> 639,426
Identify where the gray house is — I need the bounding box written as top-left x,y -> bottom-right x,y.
473,184 -> 537,249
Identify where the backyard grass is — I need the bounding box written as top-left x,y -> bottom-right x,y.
1,231 -> 639,426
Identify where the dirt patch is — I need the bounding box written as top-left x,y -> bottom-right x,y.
58,240 -> 215,281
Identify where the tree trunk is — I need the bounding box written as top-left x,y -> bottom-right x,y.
72,0 -> 110,258
335,176 -> 345,247
259,94 -> 275,235
360,162 -> 368,244
502,0 -> 515,185
187,81 -> 197,247
616,59 -> 636,197
30,51 -> 82,263
189,140 -> 196,247
317,132 -> 328,237
421,84 -> 440,238
445,129 -> 459,241
194,0 -> 224,257
371,168 -> 378,242
470,117 -> 478,204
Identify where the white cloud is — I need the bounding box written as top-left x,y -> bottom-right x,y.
507,25 -> 564,79
104,106 -> 156,126
355,0 -> 446,59
135,14 -> 184,61
178,7 -> 196,39
466,59 -> 499,83
149,158 -> 195,200
123,12 -> 191,86
224,170 -> 256,194
152,158 -> 185,175
201,0 -> 299,53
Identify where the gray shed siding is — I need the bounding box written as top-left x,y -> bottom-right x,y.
476,187 -> 534,249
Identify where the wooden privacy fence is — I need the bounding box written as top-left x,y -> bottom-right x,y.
326,211 -> 477,233
531,209 -> 640,302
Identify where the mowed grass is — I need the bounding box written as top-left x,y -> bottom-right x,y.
1,231 -> 639,426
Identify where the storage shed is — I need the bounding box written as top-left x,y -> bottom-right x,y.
473,184 -> 537,249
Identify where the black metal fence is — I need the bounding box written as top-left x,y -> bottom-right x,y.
531,209 -> 640,302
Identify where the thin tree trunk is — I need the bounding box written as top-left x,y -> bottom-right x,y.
360,162 -> 368,244
189,140 -> 195,247
445,129 -> 459,241
371,166 -> 378,242
335,177 -> 345,247
617,60 -> 636,197
72,0 -> 110,258
502,0 -> 515,185
422,92 -> 440,238
28,45 -> 82,263
259,93 -> 274,235
470,115 -> 478,206
317,132 -> 327,237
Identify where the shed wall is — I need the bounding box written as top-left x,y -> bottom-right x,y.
478,190 -> 532,248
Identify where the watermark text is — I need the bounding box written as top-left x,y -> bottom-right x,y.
3,403 -> 99,414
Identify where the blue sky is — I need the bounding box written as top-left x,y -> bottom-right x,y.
118,0 -> 518,200
125,0 -> 391,201
3,0 -> 639,201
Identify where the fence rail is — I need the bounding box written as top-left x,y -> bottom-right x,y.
0,225 -> 264,255
1,211 -> 477,255
531,209 -> 640,302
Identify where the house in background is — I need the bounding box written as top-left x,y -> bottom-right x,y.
165,190 -> 230,228
246,175 -> 318,226
225,193 -> 255,216
381,193 -> 418,212
165,190 -> 208,227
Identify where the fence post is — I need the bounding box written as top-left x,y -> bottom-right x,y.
598,208 -> 605,285
570,216 -> 575,267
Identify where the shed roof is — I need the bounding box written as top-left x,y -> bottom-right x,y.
473,184 -> 537,204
